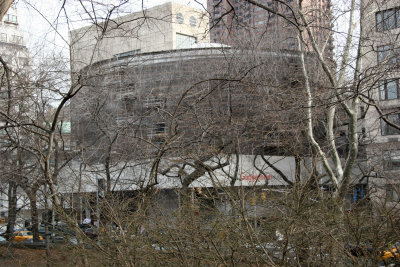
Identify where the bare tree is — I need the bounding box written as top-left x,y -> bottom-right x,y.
0,0 -> 399,266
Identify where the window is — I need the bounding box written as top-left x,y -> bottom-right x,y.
376,7 -> 400,32
379,79 -> 399,100
351,184 -> 367,203
144,95 -> 164,108
346,184 -> 368,208
381,113 -> 400,135
10,35 -> 23,45
189,16 -> 197,27
383,9 -> 395,30
360,106 -> 365,117
57,121 -> 71,134
377,45 -> 392,63
377,45 -> 399,65
154,123 -> 166,134
4,14 -> 17,24
148,122 -> 167,137
361,127 -> 366,138
397,8 -> 400,28
176,13 -> 184,24
16,36 -> 22,45
377,12 -> 383,31
384,150 -> 400,170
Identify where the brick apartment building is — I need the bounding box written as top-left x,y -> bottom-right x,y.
207,0 -> 333,55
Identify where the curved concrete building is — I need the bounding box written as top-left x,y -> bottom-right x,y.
71,47 -> 324,163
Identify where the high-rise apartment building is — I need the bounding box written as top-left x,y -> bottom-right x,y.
0,3 -> 29,220
207,0 -> 333,54
361,0 -> 400,202
0,4 -> 28,69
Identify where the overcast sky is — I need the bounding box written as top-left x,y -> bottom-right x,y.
15,0 -> 353,64
16,0 -> 206,58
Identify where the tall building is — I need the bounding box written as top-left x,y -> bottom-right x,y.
70,2 -> 210,75
0,3 -> 29,220
207,0 -> 333,54
361,0 -> 400,202
0,4 -> 28,69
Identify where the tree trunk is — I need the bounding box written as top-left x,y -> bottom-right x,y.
295,155 -> 301,183
44,184 -> 51,261
29,188 -> 40,242
105,155 -> 111,193
6,180 -> 17,239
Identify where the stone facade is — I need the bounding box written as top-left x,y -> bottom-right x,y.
361,0 -> 400,202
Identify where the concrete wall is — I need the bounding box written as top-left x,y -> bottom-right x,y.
70,2 -> 209,74
70,48 -> 323,162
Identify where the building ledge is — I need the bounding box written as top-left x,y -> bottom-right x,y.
0,41 -> 26,49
